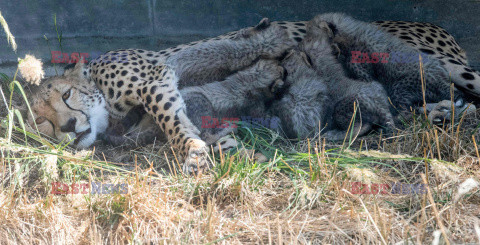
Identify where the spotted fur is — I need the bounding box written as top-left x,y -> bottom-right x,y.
29,18 -> 294,174
28,14 -> 480,173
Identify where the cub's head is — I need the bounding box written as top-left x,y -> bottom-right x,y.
273,49 -> 329,139
233,18 -> 296,59
281,49 -> 313,83
27,62 -> 108,148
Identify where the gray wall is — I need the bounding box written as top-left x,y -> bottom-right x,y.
1,0 -> 479,76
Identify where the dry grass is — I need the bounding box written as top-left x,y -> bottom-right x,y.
0,92 -> 479,244
0,11 -> 17,52
0,26 -> 479,243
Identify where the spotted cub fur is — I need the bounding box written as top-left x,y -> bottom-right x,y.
271,47 -> 393,140
309,13 -> 464,111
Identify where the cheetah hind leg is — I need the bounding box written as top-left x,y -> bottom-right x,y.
423,99 -> 476,125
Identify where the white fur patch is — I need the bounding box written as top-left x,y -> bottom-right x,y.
75,97 -> 109,149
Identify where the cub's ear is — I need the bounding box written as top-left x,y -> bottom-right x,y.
255,18 -> 271,31
237,17 -> 271,39
331,43 -> 341,58
300,51 -> 313,68
64,61 -> 85,78
326,22 -> 337,35
318,21 -> 336,38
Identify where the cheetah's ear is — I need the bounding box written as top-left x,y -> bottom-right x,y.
326,22 -> 337,35
64,60 -> 85,78
255,18 -> 271,31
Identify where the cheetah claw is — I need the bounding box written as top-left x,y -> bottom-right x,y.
182,139 -> 210,175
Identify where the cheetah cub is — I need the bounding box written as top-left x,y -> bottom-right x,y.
300,19 -> 395,140
181,59 -> 284,145
308,13 -> 464,112
167,18 -> 296,87
270,50 -> 330,139
271,47 -> 393,141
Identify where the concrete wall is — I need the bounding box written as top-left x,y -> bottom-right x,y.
1,0 -> 479,76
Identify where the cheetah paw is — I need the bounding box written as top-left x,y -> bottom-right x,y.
182,139 -> 210,175
322,129 -> 348,142
237,148 -> 269,162
270,79 -> 284,94
427,99 -> 476,125
251,59 -> 285,96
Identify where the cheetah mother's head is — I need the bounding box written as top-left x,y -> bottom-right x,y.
27,62 -> 109,148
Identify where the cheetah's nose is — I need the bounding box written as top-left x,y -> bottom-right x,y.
61,118 -> 77,133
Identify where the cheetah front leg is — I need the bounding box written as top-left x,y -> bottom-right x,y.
136,68 -> 210,175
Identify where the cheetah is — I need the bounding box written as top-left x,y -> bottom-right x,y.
27,64 -> 109,149
269,50 -> 330,138
28,18 -> 294,174
27,14 -> 480,173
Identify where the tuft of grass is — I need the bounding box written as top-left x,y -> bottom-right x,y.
0,11 -> 17,52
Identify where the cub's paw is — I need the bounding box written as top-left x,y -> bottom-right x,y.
270,79 -> 284,94
98,132 -> 128,146
322,129 -> 348,142
182,139 -> 210,175
236,148 -> 269,162
250,59 -> 285,95
254,152 -> 268,163
427,99 -> 476,125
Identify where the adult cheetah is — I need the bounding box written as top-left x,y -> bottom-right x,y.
27,15 -> 480,174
